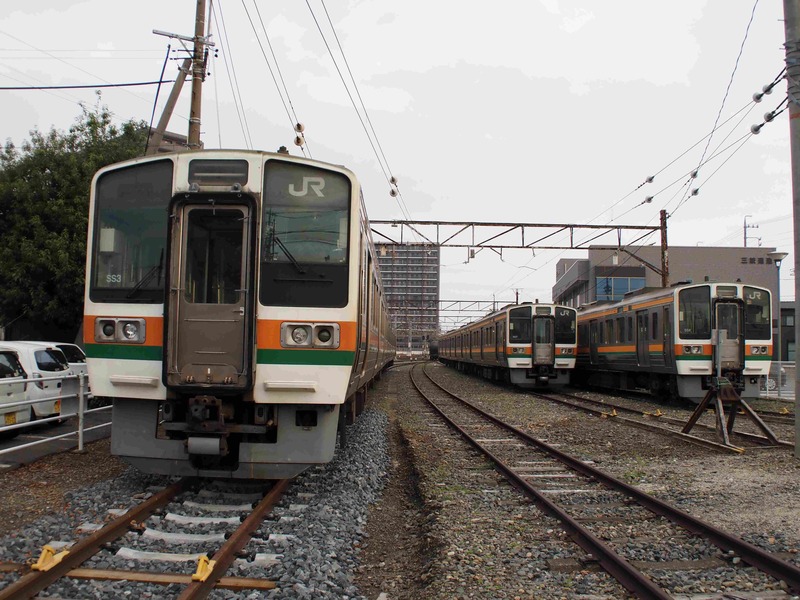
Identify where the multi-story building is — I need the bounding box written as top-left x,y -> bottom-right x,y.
552,245 -> 792,359
376,243 -> 440,357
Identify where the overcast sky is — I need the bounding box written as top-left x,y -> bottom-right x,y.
1,1 -> 795,304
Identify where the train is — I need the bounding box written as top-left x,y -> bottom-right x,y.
438,302 -> 578,387
573,281 -> 772,402
83,149 -> 395,479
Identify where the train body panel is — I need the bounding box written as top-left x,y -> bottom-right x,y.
574,282 -> 771,401
438,303 -> 577,388
84,150 -> 395,479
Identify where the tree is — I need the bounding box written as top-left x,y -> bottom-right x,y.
0,98 -> 148,340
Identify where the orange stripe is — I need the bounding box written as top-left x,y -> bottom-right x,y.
257,320 -> 357,351
83,315 -> 163,347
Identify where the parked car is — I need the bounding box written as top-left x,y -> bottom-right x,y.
0,342 -> 71,419
0,348 -> 31,436
761,366 -> 788,391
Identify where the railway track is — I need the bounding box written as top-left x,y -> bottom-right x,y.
411,363 -> 800,598
0,478 -> 288,599
528,388 -> 794,454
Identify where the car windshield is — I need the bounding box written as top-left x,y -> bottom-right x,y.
57,345 -> 86,363
34,349 -> 69,372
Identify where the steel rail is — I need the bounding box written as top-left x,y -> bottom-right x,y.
528,390 -> 745,453
421,366 -> 800,593
409,365 -> 672,600
178,478 -> 289,599
0,479 -> 189,600
546,390 -> 792,448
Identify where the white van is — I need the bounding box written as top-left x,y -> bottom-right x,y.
0,348 -> 31,434
0,342 -> 70,419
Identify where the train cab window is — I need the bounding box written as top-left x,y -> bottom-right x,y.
678,285 -> 711,340
509,307 -> 532,343
744,286 -> 771,340
90,160 -> 174,303
184,208 -> 243,304
554,308 -> 577,344
261,161 -> 350,307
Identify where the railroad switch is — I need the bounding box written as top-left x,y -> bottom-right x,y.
192,554 -> 217,581
31,545 -> 70,571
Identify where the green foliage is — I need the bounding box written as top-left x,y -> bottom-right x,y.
0,96 -> 148,333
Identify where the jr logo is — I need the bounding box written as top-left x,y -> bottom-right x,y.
288,177 -> 326,197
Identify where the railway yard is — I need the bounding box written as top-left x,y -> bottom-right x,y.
0,362 -> 798,599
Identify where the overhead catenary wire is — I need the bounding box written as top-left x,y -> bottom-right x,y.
305,0 -> 415,227
212,1 -> 253,150
240,0 -> 310,157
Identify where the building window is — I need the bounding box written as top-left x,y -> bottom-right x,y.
782,314 -> 794,327
595,276 -> 646,301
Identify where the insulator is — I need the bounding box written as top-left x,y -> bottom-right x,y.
390,189 -> 397,197
750,124 -> 763,135
294,135 -> 304,146
295,123 -> 305,133
645,175 -> 654,183
390,176 -> 398,185
764,111 -> 775,122
644,196 -> 653,203
763,84 -> 773,95
690,170 -> 698,179
753,92 -> 763,103
691,188 -> 700,196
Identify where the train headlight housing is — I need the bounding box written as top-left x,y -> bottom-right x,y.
281,323 -> 340,348
683,345 -> 703,355
94,318 -> 146,343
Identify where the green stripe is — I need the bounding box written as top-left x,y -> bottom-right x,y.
85,343 -> 163,361
257,348 -> 355,366
675,355 -> 711,361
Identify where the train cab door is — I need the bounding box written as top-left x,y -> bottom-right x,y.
662,306 -> 675,367
714,302 -> 743,371
532,316 -> 554,366
166,203 -> 252,389
589,321 -> 600,364
636,311 -> 650,367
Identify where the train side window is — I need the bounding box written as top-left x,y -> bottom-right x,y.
605,320 -> 613,344
627,316 -> 633,342
616,317 -> 624,343
651,312 -> 659,340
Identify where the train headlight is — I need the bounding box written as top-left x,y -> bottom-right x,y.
102,322 -> 115,338
683,345 -> 702,354
122,322 -> 139,340
291,326 -> 310,345
317,328 -> 331,343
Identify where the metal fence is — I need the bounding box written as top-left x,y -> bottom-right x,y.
0,373 -> 112,457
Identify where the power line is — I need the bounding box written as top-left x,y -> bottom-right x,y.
0,79 -> 173,90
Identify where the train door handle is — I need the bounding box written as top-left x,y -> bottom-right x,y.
233,307 -> 244,315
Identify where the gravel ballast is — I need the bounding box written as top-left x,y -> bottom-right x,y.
0,362 -> 798,599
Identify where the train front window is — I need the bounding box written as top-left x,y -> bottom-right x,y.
89,160 -> 173,303
744,286 -> 771,340
261,161 -> 350,307
554,308 -> 577,344
678,285 -> 711,340
509,307 -> 532,343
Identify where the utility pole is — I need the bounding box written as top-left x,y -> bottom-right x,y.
782,0 -> 800,456
743,214 -> 758,247
188,0 -> 207,150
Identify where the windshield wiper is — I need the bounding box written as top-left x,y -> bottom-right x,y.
272,235 -> 306,274
126,248 -> 164,298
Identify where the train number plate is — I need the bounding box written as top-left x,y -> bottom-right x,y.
4,413 -> 16,425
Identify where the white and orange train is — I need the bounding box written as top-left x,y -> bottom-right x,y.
83,150 -> 395,479
438,303 -> 578,387
573,281 -> 773,402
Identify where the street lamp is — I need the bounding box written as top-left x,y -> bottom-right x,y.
767,250 -> 788,397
